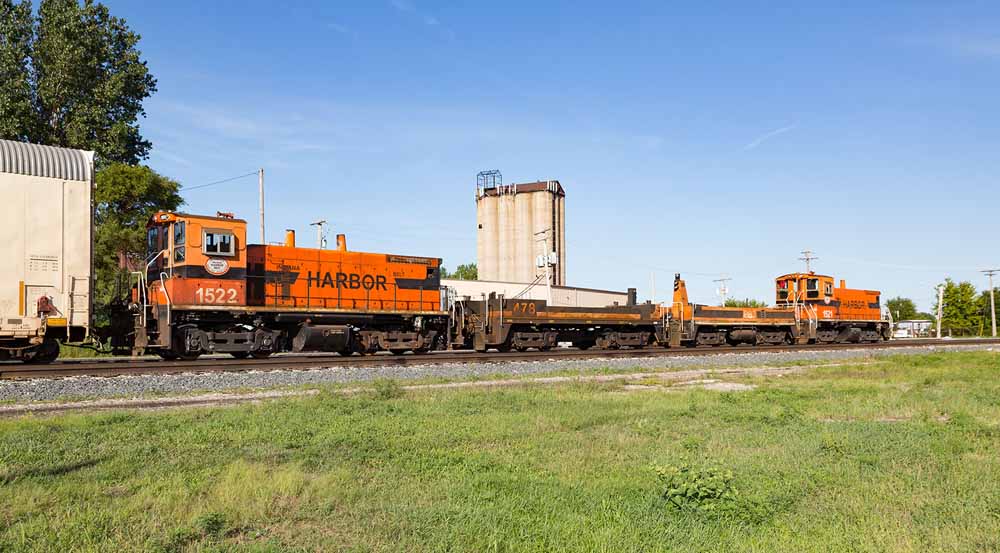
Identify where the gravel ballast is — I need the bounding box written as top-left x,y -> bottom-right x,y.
0,344 -> 994,403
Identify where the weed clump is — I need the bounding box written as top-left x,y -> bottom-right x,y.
372,378 -> 404,400
654,463 -> 737,512
195,511 -> 227,537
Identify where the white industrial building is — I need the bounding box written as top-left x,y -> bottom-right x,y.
442,278 -> 629,308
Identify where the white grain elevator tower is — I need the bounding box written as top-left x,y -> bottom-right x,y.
475,171 -> 566,286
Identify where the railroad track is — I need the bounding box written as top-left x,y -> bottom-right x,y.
1,338 -> 997,380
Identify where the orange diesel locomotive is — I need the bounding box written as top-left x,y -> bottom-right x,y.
134,212 -> 447,359
662,272 -> 889,347
774,272 -> 887,343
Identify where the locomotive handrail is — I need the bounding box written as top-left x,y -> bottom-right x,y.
132,250 -> 162,327
159,272 -> 172,310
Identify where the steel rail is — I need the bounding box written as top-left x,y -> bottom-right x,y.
1,339 -> 997,380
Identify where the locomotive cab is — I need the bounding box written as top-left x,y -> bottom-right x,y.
144,212 -> 248,307
137,212 -> 254,359
775,272 -> 835,304
775,271 -> 888,342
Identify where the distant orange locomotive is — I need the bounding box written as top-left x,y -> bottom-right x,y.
664,272 -> 889,347
135,212 -> 446,359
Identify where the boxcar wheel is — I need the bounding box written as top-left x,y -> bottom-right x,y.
251,351 -> 272,359
24,340 -> 60,364
230,352 -> 250,359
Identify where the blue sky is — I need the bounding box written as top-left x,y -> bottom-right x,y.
109,1 -> 999,309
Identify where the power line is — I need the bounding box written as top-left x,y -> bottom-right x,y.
182,171 -> 259,191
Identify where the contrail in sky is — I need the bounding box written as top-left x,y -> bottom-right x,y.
743,122 -> 798,151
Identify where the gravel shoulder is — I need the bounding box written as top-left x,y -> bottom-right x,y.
0,344 -> 993,405
0,364 -> 807,416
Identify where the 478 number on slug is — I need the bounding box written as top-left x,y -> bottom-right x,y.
195,287 -> 239,304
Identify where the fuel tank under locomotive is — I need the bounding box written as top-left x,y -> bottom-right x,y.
292,325 -> 353,353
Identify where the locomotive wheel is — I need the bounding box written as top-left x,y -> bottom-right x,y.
496,344 -> 512,353
155,349 -> 179,360
230,352 -> 250,359
172,326 -> 204,361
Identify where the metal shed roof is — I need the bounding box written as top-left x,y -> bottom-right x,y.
0,139 -> 95,182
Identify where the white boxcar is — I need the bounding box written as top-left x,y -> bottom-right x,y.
0,140 -> 95,362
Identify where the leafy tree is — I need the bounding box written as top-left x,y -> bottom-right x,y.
933,279 -> 981,337
723,298 -> 767,308
0,0 -> 35,140
442,263 -> 478,281
978,288 -> 1000,335
886,297 -> 918,321
0,0 -> 156,164
93,164 -> 182,319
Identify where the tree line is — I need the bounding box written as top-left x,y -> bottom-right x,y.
888,279 -> 998,336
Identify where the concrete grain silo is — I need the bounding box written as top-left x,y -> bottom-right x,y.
476,176 -> 566,286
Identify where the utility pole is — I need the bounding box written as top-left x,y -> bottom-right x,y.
936,284 -> 945,339
799,250 -> 818,273
258,168 -> 265,244
982,269 -> 999,337
713,275 -> 732,305
311,220 -> 327,249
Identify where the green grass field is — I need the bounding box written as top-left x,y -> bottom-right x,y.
2,351 -> 999,552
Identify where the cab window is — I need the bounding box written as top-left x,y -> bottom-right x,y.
824,283 -> 833,296
173,222 -> 186,263
776,280 -> 789,300
174,221 -> 186,246
147,227 -> 160,257
203,230 -> 235,257
806,278 -> 819,299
